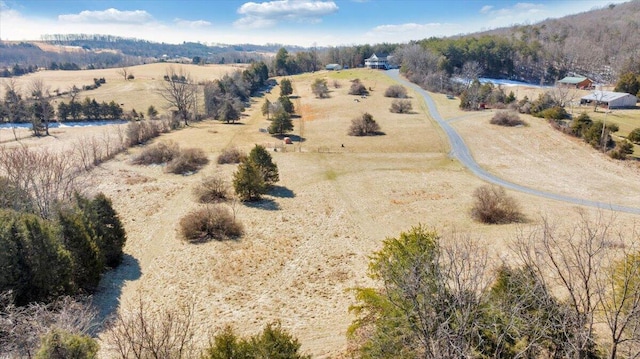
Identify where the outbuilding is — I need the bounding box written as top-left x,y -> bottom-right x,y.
558,76 -> 593,89
580,91 -> 638,109
325,63 -> 342,71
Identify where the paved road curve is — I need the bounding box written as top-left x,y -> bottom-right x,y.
386,69 -> 640,215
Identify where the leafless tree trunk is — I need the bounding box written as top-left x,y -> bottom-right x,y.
117,67 -> 130,81
159,66 -> 195,126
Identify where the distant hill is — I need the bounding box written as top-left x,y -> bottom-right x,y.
0,34 -> 307,71
420,0 -> 640,84
2,1 -> 639,84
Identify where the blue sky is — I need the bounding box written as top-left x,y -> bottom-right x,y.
0,0 -> 630,47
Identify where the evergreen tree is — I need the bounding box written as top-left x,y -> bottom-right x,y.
280,78 -> 293,97
247,145 -> 279,184
268,110 -> 293,136
58,208 -> 103,292
77,193 -> 126,268
233,159 -> 267,201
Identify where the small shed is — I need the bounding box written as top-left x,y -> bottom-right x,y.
580,91 -> 638,109
558,76 -> 593,89
325,63 -> 342,71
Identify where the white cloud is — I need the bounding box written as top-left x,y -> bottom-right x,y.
174,18 -> 212,28
58,8 -> 154,24
480,5 -> 493,14
234,0 -> 338,29
364,22 -> 462,44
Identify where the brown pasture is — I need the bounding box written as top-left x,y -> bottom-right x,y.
2,65 -> 640,357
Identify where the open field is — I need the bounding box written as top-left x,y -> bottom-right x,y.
2,65 -> 640,357
0,63 -> 247,115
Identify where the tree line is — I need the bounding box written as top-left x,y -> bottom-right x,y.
0,144 -> 127,307
350,219 -> 640,358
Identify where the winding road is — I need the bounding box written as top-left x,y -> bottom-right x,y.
386,69 -> 640,215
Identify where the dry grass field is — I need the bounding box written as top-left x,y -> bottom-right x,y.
2,65 -> 640,357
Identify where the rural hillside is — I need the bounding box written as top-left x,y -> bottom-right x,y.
2,2 -> 640,359
2,1 -> 640,84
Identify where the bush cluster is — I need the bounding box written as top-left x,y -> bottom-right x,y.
132,141 -> 209,174
194,175 -> 229,203
203,322 -> 309,359
384,85 -> 408,98
165,148 -> 209,174
390,99 -> 413,114
568,113 -> 620,153
349,79 -> 369,96
311,78 -> 330,98
349,113 -> 382,136
180,205 -> 243,242
131,140 -> 180,165
217,147 -> 247,164
471,185 -> 524,224
490,111 -> 526,126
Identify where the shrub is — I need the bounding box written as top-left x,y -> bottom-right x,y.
471,185 -> 524,224
390,99 -> 413,114
384,85 -> 407,98
349,113 -> 381,136
180,205 -> 243,242
0,176 -> 33,212
570,112 -> 593,137
194,175 -> 229,203
311,78 -> 329,98
217,147 -> 246,164
349,79 -> 368,96
131,141 -> 180,165
203,322 -> 309,359
35,329 -> 98,359
166,148 -> 209,174
125,120 -> 160,146
628,128 -> 640,144
609,140 -> 634,160
490,111 -> 526,126
535,106 -> 568,120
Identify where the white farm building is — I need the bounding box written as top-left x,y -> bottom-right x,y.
580,91 -> 638,109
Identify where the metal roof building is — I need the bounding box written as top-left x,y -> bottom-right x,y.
580,91 -> 638,109
558,76 -> 593,89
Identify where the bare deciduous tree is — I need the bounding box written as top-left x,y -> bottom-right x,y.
0,292 -> 99,359
29,79 -> 53,136
159,67 -> 196,126
0,145 -> 80,219
117,67 -> 131,81
512,211 -> 634,358
106,298 -> 196,359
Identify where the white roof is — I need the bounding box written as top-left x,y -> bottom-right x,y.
581,91 -> 635,102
